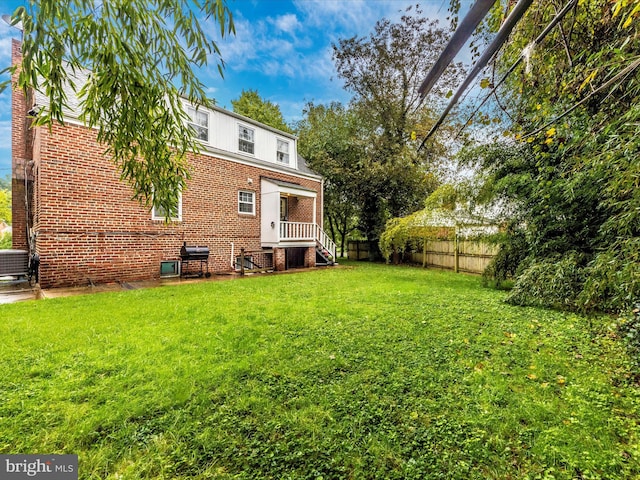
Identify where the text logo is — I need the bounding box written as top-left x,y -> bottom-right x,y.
0,455 -> 77,479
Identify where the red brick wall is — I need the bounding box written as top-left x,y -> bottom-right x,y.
273,247 -> 285,271
30,122 -> 322,287
287,196 -> 316,223
11,39 -> 31,250
304,246 -> 316,268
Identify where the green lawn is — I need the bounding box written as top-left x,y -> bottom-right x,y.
1,262 -> 638,479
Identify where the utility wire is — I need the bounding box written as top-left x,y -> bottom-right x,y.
418,0 -> 534,151
521,56 -> 640,139
418,0 -> 497,100
454,0 -> 579,140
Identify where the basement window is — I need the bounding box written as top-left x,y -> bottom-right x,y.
235,255 -> 254,270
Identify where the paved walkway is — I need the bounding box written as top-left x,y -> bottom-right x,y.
0,281 -> 36,303
0,265 -> 336,305
0,274 -> 242,304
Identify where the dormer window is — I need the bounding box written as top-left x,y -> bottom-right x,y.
277,139 -> 290,164
187,107 -> 209,142
239,125 -> 255,154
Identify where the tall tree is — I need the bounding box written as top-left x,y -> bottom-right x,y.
0,189 -> 10,225
231,89 -> 292,133
297,102 -> 363,256
1,0 -> 234,217
460,0 -> 640,312
332,6 -> 464,247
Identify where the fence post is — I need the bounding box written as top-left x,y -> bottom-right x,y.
422,239 -> 427,268
454,232 -> 459,273
240,248 -> 245,276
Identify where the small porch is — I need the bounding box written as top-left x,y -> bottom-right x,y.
260,178 -> 336,265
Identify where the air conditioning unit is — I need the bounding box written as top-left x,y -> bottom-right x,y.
0,249 -> 29,278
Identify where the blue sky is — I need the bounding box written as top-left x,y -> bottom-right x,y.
0,0 -> 469,176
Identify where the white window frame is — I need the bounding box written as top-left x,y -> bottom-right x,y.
238,190 -> 255,215
152,192 -> 182,221
276,138 -> 290,164
187,106 -> 209,143
238,124 -> 255,155
235,255 -> 254,271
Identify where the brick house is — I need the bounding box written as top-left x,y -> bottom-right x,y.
10,40 -> 335,288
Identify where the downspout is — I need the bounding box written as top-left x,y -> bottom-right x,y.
318,178 -> 324,230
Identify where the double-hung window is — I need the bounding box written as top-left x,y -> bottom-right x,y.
238,190 -> 255,215
238,125 -> 255,154
187,107 -> 209,142
152,192 -> 182,221
276,139 -> 290,164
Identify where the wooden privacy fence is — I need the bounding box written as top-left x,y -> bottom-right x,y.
348,239 -> 498,274
409,239 -> 498,274
347,241 -> 372,261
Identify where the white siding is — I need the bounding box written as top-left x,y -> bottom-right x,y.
200,105 -> 298,171
260,179 -> 281,245
35,72 -> 301,173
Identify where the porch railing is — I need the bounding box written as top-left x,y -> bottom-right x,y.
279,222 -> 337,259
280,221 -> 315,241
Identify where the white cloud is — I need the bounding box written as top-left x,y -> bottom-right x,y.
0,21 -> 20,69
0,120 -> 11,173
292,0 -> 448,37
270,13 -> 301,35
211,13 -> 321,81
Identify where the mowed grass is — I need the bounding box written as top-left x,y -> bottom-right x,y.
0,262 -> 639,479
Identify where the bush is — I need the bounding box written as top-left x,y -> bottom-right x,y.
482,228 -> 528,289
579,243 -> 640,313
505,252 -> 586,310
618,303 -> 640,382
0,232 -> 11,249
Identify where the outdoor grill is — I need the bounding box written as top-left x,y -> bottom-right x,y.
180,242 -> 211,278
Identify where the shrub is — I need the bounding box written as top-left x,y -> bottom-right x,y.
482,228 -> 528,289
579,242 -> 640,313
505,252 -> 586,310
618,303 -> 640,382
0,232 -> 11,249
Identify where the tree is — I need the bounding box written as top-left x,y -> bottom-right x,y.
332,6 -> 464,248
460,0 -> 640,312
0,189 -> 10,225
0,174 -> 10,190
379,184 -> 460,263
297,102 -> 364,256
231,89 -> 292,133
1,0 -> 234,218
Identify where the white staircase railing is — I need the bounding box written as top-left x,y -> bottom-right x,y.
279,222 -> 336,260
315,224 -> 336,260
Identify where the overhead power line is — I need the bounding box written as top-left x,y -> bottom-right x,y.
521,56 -> 640,139
418,0 -> 497,99
455,0 -> 579,139
418,0 -> 534,150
